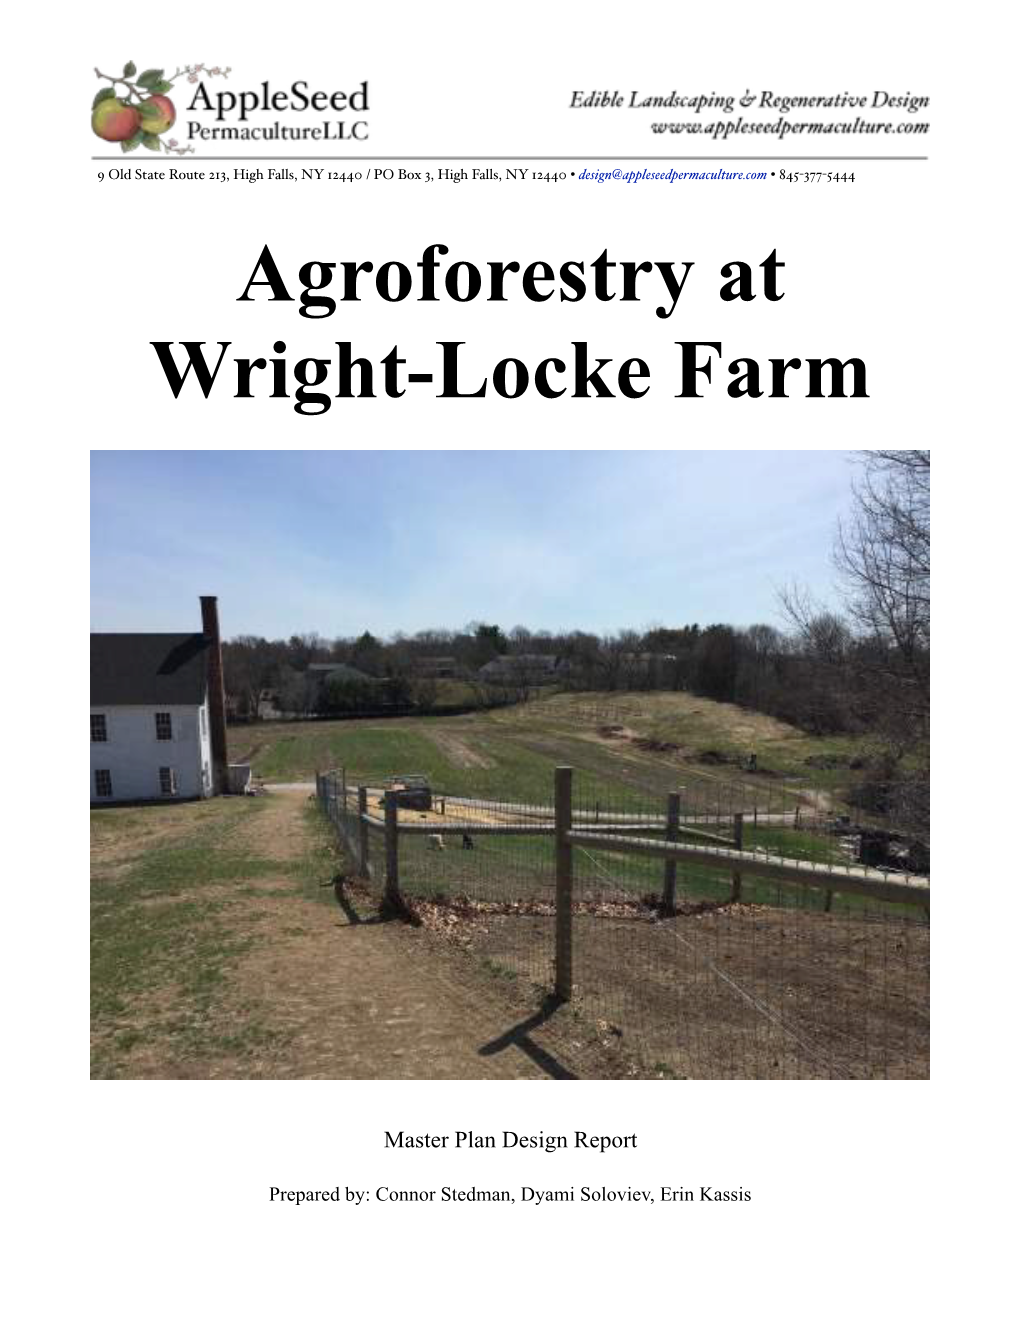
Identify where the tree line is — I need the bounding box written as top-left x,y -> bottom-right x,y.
225,616 -> 912,737
224,452 -> 929,782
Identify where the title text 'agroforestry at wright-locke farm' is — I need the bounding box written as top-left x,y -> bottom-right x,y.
148,243 -> 868,408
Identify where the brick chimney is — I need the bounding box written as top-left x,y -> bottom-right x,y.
200,595 -> 229,794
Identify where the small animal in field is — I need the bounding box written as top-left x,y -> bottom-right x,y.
428,833 -> 445,851
462,834 -> 474,850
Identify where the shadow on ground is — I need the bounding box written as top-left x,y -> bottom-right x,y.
478,995 -> 577,1080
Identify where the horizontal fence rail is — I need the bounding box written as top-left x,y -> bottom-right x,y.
565,830 -> 929,907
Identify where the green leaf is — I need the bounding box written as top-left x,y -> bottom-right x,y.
150,79 -> 173,94
139,100 -> 163,119
141,132 -> 162,151
136,68 -> 164,88
121,131 -> 143,153
93,86 -> 117,109
123,61 -> 136,77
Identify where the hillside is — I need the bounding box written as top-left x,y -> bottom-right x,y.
227,689 -> 876,807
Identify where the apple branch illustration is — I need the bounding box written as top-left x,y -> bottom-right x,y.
92,62 -> 231,155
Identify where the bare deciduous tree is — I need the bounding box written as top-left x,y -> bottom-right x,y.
782,449 -> 930,795
836,450 -> 929,690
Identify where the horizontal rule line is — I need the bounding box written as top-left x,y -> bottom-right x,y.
91,154 -> 929,162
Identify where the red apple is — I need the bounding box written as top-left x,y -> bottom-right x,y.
138,94 -> 176,135
92,97 -> 141,142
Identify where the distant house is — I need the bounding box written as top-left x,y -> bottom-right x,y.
90,596 -> 229,804
479,654 -> 561,685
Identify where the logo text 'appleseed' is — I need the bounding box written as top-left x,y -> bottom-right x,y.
187,81 -> 369,121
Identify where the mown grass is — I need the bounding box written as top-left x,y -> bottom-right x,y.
742,824 -> 846,863
229,688 -> 888,811
251,725 -> 451,784
90,797 -> 338,1078
235,718 -> 663,809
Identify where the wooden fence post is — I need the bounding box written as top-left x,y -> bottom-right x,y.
384,792 -> 400,905
662,791 -> 680,913
554,766 -> 574,1002
731,812 -> 744,902
357,785 -> 369,878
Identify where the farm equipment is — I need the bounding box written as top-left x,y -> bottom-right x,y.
382,774 -> 433,811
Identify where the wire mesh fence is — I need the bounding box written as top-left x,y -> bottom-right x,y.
567,775 -> 928,1078
315,765 -> 929,1079
316,772 -> 384,900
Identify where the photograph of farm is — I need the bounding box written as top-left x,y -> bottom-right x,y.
91,450 -> 929,1080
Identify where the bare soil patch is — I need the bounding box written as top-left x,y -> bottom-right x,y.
569,904 -> 927,1078
361,788 -> 543,831
401,892 -> 928,1079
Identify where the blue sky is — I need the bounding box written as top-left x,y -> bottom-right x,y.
90,451 -> 857,638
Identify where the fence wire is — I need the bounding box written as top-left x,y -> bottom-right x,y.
316,768 -> 929,1079
395,790 -> 557,994
569,778 -> 928,1078
316,773 -> 383,899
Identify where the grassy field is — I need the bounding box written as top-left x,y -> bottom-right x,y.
229,689 -> 879,808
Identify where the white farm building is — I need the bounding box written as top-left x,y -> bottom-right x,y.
90,596 -> 230,804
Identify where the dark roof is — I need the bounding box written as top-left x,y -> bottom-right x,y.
91,633 -> 211,706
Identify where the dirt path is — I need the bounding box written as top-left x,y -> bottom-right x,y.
189,793 -> 592,1078
235,899 -> 574,1080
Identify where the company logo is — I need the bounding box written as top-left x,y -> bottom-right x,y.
91,61 -> 369,154
92,62 -> 231,156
